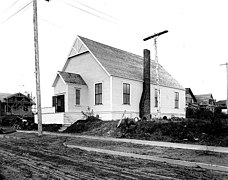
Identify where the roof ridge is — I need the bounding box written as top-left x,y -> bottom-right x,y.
195,94 -> 212,96
78,35 -> 144,60
58,71 -> 80,75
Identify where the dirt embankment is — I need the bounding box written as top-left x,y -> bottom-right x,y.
68,118 -> 228,147
2,115 -> 228,147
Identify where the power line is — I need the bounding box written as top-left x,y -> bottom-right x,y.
59,0 -> 115,24
71,0 -> 117,20
40,17 -> 63,28
0,0 -> 19,16
0,1 -> 32,25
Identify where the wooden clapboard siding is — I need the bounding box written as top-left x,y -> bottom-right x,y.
111,76 -> 142,113
64,52 -> 111,112
111,76 -> 185,119
54,76 -> 66,95
151,85 -> 185,117
67,84 -> 88,112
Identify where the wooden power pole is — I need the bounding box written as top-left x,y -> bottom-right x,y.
220,63 -> 228,114
33,0 -> 42,136
143,30 -> 168,118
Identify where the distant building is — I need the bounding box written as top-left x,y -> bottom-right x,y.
195,94 -> 216,112
185,88 -> 198,108
216,100 -> 227,114
0,92 -> 34,118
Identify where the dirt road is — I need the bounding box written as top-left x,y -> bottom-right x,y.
0,132 -> 228,179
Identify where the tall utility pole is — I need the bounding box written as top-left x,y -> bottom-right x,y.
143,30 -> 168,118
33,0 -> 50,136
220,63 -> 228,114
33,0 -> 42,136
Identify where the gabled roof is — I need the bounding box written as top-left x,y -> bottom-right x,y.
195,94 -> 214,105
77,36 -> 184,90
216,100 -> 226,105
53,71 -> 87,87
185,88 -> 197,102
195,94 -> 214,99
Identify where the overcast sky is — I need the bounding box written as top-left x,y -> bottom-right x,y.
0,0 -> 228,107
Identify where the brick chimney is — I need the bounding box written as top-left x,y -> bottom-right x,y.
139,49 -> 151,119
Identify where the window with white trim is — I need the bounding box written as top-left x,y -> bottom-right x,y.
123,83 -> 130,105
76,89 -> 80,105
175,92 -> 179,109
95,83 -> 102,105
155,89 -> 160,107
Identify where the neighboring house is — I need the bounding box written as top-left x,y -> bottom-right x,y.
0,92 -> 34,118
185,88 -> 198,108
216,100 -> 226,109
195,94 -> 216,111
38,36 -> 185,124
216,100 -> 227,114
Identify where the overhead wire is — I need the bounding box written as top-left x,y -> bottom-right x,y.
0,0 -> 20,16
39,17 -> 63,28
71,0 -> 117,20
58,0 -> 116,24
0,0 -> 118,27
0,0 -> 33,25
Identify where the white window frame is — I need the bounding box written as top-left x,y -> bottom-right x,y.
123,83 -> 130,105
95,82 -> 103,105
154,89 -> 160,108
174,92 -> 179,109
75,88 -> 81,105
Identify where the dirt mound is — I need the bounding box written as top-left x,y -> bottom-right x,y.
63,116 -> 102,133
116,118 -> 228,146
81,120 -> 120,137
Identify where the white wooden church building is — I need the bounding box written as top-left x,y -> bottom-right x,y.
37,36 -> 185,124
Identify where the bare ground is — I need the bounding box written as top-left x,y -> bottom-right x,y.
66,137 -> 228,167
0,132 -> 228,180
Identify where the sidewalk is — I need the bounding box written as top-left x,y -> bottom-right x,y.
17,130 -> 228,153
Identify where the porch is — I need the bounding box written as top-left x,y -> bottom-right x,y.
34,107 -> 84,125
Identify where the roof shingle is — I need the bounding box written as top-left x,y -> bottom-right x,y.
195,94 -> 214,105
59,71 -> 86,85
78,36 -> 184,90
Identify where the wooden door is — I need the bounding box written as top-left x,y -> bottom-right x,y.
53,95 -> 65,112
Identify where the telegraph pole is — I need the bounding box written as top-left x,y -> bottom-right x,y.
220,63 -> 228,114
143,30 -> 168,118
33,0 -> 42,136
33,0 -> 50,136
